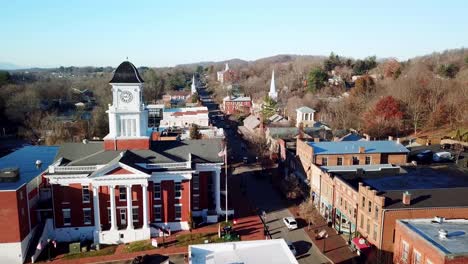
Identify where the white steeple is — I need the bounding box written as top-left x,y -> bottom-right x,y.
225,63 -> 229,71
268,70 -> 278,101
191,75 -> 197,95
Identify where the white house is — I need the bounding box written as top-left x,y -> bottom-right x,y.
296,106 -> 316,127
160,106 -> 210,128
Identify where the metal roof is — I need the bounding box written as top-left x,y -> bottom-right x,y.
308,140 -> 409,155
296,106 -> 316,113
0,146 -> 59,191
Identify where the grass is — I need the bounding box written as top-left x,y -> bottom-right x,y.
122,240 -> 155,253
63,245 -> 117,260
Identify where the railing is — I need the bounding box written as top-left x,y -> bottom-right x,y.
145,162 -> 190,169
51,165 -> 97,173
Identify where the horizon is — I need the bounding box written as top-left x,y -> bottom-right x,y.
1,0 -> 468,68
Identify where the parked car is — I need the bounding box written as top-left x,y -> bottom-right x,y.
433,151 -> 453,162
416,150 -> 433,163
286,241 -> 297,256
283,217 -> 298,230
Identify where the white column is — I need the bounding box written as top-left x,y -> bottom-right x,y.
214,169 -> 221,213
109,185 -> 117,230
142,184 -> 149,229
93,186 -> 101,232
126,185 -> 134,230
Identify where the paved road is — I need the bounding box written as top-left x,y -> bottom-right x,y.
234,165 -> 330,264
199,78 -> 329,263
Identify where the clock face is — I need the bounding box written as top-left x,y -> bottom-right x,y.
120,91 -> 133,103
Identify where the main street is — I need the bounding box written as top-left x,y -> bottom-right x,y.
199,80 -> 330,264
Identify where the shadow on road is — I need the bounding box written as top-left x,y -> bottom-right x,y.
293,240 -> 312,256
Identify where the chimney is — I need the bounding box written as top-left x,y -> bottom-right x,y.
298,122 -> 304,139
365,134 -> 370,141
438,229 -> 448,240
396,138 -> 401,144
402,191 -> 411,205
314,137 -> 320,143
388,136 -> 393,141
359,146 -> 365,153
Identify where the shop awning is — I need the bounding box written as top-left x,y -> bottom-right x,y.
352,237 -> 371,251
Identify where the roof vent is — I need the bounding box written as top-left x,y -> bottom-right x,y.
402,191 -> 411,205
432,216 -> 444,224
439,229 -> 448,240
0,167 -> 20,183
359,146 -> 365,153
35,160 -> 42,169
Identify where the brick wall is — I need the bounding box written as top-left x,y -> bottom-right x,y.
382,207 -> 468,252
0,188 -> 30,243
357,183 -> 386,246
103,138 -> 150,150
394,220 -> 468,264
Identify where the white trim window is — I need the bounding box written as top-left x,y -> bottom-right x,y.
175,204 -> 182,220
154,205 -> 162,221
174,182 -> 182,199
83,208 -> 92,225
321,157 -> 328,166
365,156 -> 372,165
401,240 -> 409,263
63,209 -> 71,226
132,208 -> 139,224
82,185 -> 90,203
119,186 -> 126,201
413,249 -> 421,264
337,157 -> 343,166
154,183 -> 161,200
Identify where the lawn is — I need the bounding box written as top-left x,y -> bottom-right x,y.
122,240 -> 155,253
122,232 -> 239,253
63,244 -> 117,260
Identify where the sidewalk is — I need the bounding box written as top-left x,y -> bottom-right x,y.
289,205 -> 359,264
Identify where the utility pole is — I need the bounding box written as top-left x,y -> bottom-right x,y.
225,142 -> 229,222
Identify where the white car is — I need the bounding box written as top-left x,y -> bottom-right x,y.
286,241 -> 297,256
283,217 -> 298,230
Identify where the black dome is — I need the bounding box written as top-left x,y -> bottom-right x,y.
109,61 -> 144,84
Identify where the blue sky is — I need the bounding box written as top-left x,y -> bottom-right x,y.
1,0 -> 467,68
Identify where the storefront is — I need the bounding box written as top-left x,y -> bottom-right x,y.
334,209 -> 356,234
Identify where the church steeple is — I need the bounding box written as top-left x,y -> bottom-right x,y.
225,63 -> 229,71
268,70 -> 278,101
191,75 -> 197,95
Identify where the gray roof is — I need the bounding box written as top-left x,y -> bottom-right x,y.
399,218 -> 468,257
268,127 -> 323,139
382,187 -> 468,209
243,115 -> 260,130
296,106 -> 315,113
55,139 -> 224,166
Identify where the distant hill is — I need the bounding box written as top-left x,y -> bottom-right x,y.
0,62 -> 23,70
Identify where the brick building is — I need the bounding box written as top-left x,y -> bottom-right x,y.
394,218 -> 468,264
0,146 -> 58,263
0,61 -> 229,263
222,95 -> 252,115
43,61 -> 228,245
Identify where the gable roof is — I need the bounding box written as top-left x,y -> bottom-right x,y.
296,106 -> 315,113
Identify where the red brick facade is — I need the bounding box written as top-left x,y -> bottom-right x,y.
223,100 -> 252,115
394,220 -> 468,264
0,187 -> 30,243
104,138 -> 150,150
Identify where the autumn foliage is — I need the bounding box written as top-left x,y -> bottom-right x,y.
363,96 -> 404,138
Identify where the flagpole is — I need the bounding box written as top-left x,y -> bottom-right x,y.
225,142 -> 228,222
